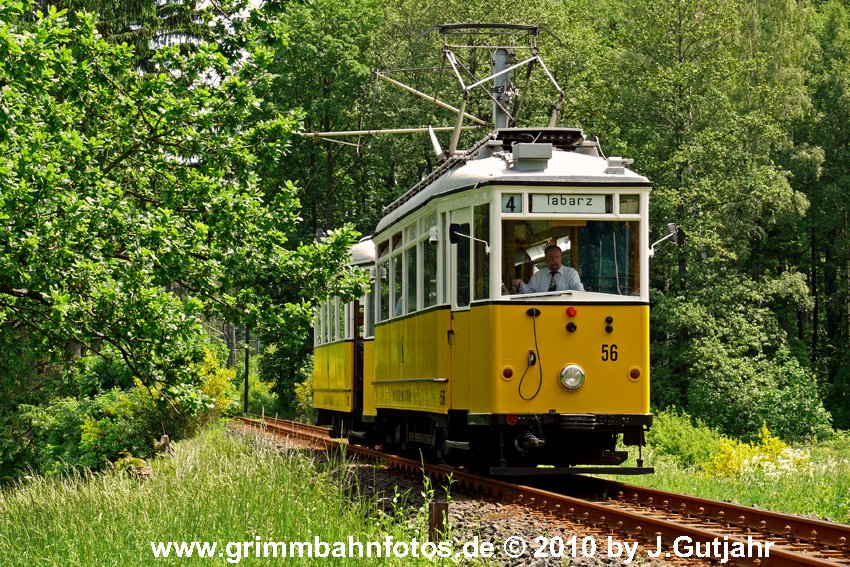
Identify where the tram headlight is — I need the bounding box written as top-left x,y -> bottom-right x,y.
559,364 -> 585,391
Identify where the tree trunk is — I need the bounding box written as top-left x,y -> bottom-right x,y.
324,138 -> 335,229
811,225 -> 818,365
224,322 -> 237,369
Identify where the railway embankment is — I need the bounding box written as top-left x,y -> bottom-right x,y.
3,417 -> 848,565
239,416 -> 850,565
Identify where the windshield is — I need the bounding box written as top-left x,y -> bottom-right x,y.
501,219 -> 640,296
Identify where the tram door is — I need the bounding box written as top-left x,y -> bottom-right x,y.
448,207 -> 472,409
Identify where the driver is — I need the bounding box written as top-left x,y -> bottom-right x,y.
513,244 -> 584,293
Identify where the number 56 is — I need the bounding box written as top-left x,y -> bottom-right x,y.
601,344 -> 618,361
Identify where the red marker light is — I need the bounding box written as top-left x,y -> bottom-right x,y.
629,367 -> 641,380
502,367 -> 514,379
505,414 -> 518,426
566,306 -> 577,317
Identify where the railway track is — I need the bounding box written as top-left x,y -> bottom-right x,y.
235,415 -> 850,566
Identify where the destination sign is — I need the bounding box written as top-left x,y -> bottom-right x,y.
530,194 -> 607,214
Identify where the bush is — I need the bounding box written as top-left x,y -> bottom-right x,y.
21,389 -> 150,474
259,335 -> 312,416
646,408 -> 723,468
701,424 -> 811,476
646,410 -> 812,477
232,351 -> 280,415
652,279 -> 833,444
243,344 -> 313,419
688,346 -> 832,442
294,374 -> 316,423
196,349 -> 238,422
18,346 -> 239,476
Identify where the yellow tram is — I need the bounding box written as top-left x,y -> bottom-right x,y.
312,25 -> 656,475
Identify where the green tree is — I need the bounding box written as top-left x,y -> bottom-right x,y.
0,1 -> 362,474
604,0 -> 829,437
249,0 -> 384,235
40,0 -> 227,66
805,0 -> 850,427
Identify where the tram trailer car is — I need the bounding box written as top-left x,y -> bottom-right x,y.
313,127 -> 653,475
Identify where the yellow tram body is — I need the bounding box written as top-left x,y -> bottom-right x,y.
313,127 -> 656,474
312,340 -> 355,413
367,307 -> 452,415
359,303 -> 649,417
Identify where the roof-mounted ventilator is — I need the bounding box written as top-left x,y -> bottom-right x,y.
605,156 -> 633,175
512,142 -> 552,170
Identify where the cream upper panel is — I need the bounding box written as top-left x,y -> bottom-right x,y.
375,145 -> 650,234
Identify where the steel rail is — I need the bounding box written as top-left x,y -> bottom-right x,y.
594,480 -> 850,558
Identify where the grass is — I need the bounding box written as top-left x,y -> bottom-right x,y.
605,428 -> 850,525
0,423 -> 438,566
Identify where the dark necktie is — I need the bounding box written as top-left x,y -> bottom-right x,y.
548,271 -> 558,292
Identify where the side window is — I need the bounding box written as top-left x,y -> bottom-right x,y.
364,290 -> 375,337
391,254 -> 403,317
335,298 -> 346,341
422,212 -> 438,308
406,246 -> 417,313
473,204 -> 490,300
323,302 -> 331,343
389,233 -> 403,318
314,307 -> 321,345
423,239 -> 438,308
455,223 -> 471,307
378,259 -> 389,322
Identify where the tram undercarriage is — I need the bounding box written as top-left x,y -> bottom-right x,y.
320,408 -> 654,475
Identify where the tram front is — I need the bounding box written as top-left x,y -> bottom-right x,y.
449,134 -> 654,474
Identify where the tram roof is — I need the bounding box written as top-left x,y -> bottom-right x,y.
349,237 -> 375,266
374,129 -> 651,235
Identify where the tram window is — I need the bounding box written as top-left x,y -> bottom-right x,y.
404,224 -> 416,243
314,308 -> 321,345
473,204 -> 490,300
391,254 -> 403,316
620,195 -> 640,214
423,239 -> 438,308
378,260 -> 389,321
455,223 -> 471,307
336,298 -> 345,341
335,300 -> 342,340
501,219 -> 640,296
377,241 -> 389,258
577,221 -> 640,294
325,302 -> 333,343
406,246 -> 417,313
364,290 -> 375,337
323,302 -> 331,342
422,212 -> 437,233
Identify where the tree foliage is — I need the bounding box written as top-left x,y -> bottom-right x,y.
0,1 -> 363,476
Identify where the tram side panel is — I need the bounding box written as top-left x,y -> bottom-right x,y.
312,341 -> 355,413
362,338 -> 377,418
371,309 -> 451,414
452,307 -> 495,414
